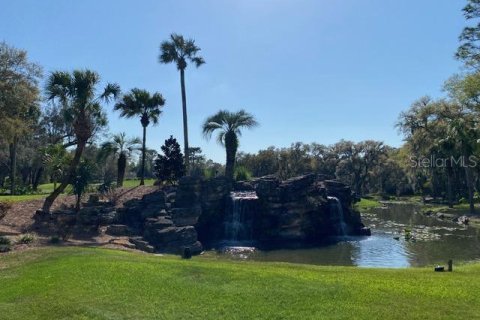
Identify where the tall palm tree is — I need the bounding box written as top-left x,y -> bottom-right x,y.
42,70 -> 120,212
99,132 -> 141,187
202,110 -> 258,180
114,88 -> 165,185
159,33 -> 205,172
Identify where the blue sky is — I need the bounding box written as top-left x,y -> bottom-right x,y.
0,0 -> 466,163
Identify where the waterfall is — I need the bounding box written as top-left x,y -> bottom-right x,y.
328,196 -> 347,236
224,191 -> 258,245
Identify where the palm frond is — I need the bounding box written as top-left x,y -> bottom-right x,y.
101,83 -> 121,103
45,71 -> 72,101
202,109 -> 258,144
159,33 -> 205,69
191,56 -> 205,68
114,88 -> 164,126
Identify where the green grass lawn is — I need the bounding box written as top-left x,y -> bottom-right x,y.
0,247 -> 479,319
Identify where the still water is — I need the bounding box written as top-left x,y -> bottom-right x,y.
206,203 -> 480,268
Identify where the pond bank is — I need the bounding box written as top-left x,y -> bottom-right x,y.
355,196 -> 480,228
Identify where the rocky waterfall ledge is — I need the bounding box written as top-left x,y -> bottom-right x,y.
177,173 -> 370,249
34,174 -> 369,256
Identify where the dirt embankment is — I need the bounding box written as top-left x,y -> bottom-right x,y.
0,186 -> 158,245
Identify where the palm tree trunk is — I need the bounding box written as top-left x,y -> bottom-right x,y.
446,162 -> 454,208
117,152 -> 126,187
32,167 -> 43,191
180,68 -> 190,173
42,140 -> 86,213
225,134 -> 238,181
464,154 -> 475,214
140,125 -> 147,186
75,195 -> 81,212
8,135 -> 18,195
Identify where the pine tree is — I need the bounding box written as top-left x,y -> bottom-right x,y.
154,136 -> 185,184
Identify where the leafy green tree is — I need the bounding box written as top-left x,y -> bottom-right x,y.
0,42 -> 42,195
397,96 -> 479,213
188,147 -> 206,176
159,34 -> 205,172
202,110 -> 258,180
42,70 -> 119,212
99,133 -> 141,187
154,136 -> 185,184
236,147 -> 279,177
114,88 -> 165,186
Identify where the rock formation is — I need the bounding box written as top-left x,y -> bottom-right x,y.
34,173 -> 369,255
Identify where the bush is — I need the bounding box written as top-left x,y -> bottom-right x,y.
18,233 -> 35,244
0,236 -> 11,252
98,181 -> 116,194
474,192 -> 480,203
49,235 -> 61,244
234,166 -> 252,181
0,236 -> 11,245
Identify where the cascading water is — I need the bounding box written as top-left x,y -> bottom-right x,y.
223,191 -> 259,246
328,196 -> 348,236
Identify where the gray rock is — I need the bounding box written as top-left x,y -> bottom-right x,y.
129,237 -> 155,253
106,224 -> 130,236
171,206 -> 202,226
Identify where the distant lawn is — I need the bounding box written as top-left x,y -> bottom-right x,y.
0,193 -> 47,203
355,197 -> 381,211
0,247 -> 479,319
0,180 -> 154,203
122,178 -> 155,187
0,184 -> 72,203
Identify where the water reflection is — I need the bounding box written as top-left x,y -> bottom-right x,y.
207,203 -> 480,268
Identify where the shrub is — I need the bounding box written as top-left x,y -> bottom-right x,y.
18,233 -> 35,244
72,160 -> 93,211
0,236 -> 11,252
49,235 -> 61,244
234,166 -> 252,181
98,181 -> 116,194
0,236 -> 11,245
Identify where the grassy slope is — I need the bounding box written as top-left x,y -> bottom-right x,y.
0,247 -> 479,320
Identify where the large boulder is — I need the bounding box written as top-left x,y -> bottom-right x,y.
106,224 -> 130,236
171,206 -> 202,226
145,225 -> 202,254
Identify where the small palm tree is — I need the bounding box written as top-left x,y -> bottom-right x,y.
114,88 -> 165,185
159,33 -> 205,172
202,110 -> 258,180
99,132 -> 141,187
42,70 -> 120,212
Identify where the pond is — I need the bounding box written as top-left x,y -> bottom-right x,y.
204,203 -> 480,268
